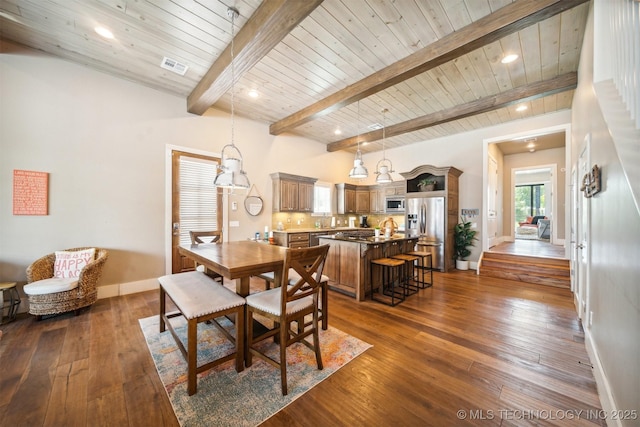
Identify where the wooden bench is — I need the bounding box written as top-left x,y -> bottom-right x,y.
159,271 -> 245,395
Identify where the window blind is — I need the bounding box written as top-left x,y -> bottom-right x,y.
179,156 -> 219,245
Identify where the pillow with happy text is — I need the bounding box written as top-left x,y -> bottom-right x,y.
54,248 -> 96,278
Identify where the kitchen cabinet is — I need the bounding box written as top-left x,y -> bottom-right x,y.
369,186 -> 386,213
355,189 -> 370,213
383,182 -> 405,196
271,172 -> 317,212
273,231 -> 310,248
335,183 -> 357,214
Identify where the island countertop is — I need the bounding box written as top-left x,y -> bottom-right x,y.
319,233 -> 411,244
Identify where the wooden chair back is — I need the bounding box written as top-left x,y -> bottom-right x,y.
189,230 -> 222,244
281,245 -> 329,308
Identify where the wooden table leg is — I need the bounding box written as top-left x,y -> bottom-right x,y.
236,277 -> 250,297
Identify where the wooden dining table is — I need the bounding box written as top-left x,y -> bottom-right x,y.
178,241 -> 288,297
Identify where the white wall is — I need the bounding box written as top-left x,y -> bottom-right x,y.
571,4 -> 640,423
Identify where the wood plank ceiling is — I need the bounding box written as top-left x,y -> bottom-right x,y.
0,0 -> 590,154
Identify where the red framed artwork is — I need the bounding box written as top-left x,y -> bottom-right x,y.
13,170 -> 49,215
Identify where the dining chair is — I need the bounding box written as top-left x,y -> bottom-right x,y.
189,230 -> 223,282
245,244 -> 329,395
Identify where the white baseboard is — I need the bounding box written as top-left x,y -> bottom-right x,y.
584,328 -> 621,427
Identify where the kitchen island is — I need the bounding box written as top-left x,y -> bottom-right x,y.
318,233 -> 418,301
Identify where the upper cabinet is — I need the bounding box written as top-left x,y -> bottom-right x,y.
271,172 -> 317,212
355,188 -> 370,213
335,183 -> 357,214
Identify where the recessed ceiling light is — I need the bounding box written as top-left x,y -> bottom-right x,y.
95,26 -> 114,40
516,105 -> 527,112
501,54 -> 518,64
334,129 -> 342,135
248,89 -> 259,98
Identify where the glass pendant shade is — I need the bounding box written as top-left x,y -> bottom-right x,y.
349,150 -> 368,179
375,158 -> 394,183
213,144 -> 250,189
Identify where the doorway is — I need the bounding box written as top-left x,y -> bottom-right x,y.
166,147 -> 222,274
513,166 -> 554,243
482,124 -> 570,260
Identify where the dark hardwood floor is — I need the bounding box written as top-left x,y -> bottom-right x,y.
490,239 -> 566,259
0,272 -> 603,426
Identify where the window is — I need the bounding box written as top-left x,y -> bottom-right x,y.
178,156 -> 221,245
313,182 -> 332,215
515,184 -> 546,224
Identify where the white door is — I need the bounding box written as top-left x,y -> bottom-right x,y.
570,166 -> 579,295
487,155 -> 499,247
576,135 -> 591,322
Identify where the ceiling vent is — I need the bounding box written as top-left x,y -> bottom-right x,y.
368,123 -> 383,130
160,56 -> 188,76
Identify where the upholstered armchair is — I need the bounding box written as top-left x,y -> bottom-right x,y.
24,247 -> 108,320
519,215 -> 547,227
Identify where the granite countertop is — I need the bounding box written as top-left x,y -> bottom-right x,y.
273,227 -> 363,233
319,233 -> 414,244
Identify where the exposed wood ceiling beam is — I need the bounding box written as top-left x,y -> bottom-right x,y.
187,0 -> 323,115
270,0 -> 589,136
326,72 -> 577,152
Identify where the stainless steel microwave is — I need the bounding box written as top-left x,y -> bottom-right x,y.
385,196 -> 405,213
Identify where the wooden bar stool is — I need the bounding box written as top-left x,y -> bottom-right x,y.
391,253 -> 420,296
406,251 -> 433,288
370,258 -> 405,306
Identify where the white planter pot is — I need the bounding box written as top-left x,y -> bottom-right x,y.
456,259 -> 469,270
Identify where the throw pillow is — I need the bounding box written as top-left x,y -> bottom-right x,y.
54,248 -> 96,278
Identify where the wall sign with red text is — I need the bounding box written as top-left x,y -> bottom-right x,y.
13,170 -> 49,215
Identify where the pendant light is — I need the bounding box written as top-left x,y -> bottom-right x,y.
375,108 -> 394,184
348,101 -> 368,179
213,7 -> 250,190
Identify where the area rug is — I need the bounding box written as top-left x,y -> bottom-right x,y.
139,315 -> 371,427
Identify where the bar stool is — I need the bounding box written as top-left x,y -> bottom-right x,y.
406,251 -> 433,288
0,282 -> 21,324
391,253 -> 420,296
370,258 -> 405,306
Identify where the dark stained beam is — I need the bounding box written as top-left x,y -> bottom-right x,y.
326,72 -> 577,152
187,0 -> 323,115
270,0 -> 589,135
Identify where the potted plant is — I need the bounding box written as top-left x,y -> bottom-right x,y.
418,178 -> 436,191
454,216 -> 477,270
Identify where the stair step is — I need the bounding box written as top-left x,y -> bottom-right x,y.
481,258 -> 570,276
479,251 -> 570,289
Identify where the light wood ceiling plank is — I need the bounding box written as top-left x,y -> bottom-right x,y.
187,0 -> 323,115
499,32 -> 527,87
539,14 -> 562,80
327,72 -> 577,152
518,24 -> 543,83
270,0 -> 588,136
558,4 -> 589,75
393,0 -> 439,48
441,0 -> 473,31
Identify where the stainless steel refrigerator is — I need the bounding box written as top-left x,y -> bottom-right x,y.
405,196 -> 445,271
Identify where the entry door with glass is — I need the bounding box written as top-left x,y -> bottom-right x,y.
171,150 -> 222,273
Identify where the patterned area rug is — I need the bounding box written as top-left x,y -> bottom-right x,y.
139,315 -> 371,427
